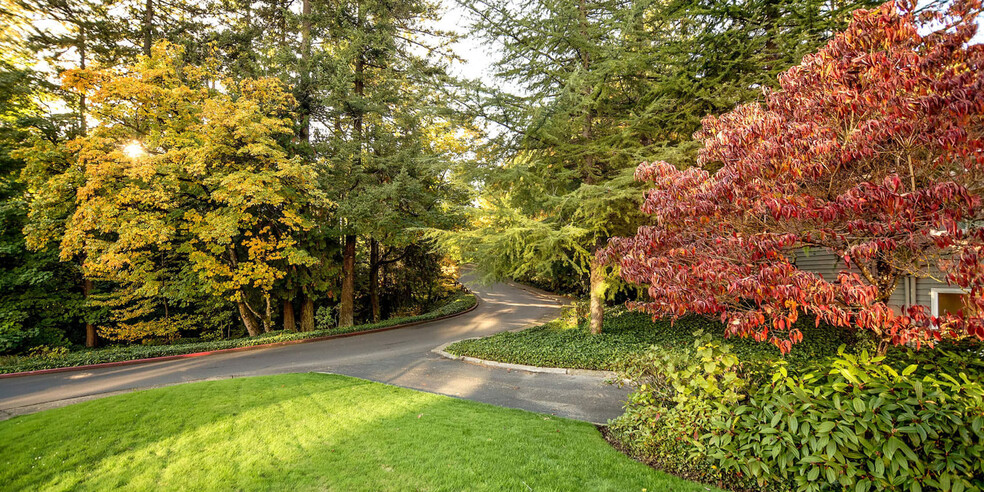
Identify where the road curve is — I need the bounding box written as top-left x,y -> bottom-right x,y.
0,279 -> 629,423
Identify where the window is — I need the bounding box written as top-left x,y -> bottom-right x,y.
930,288 -> 972,317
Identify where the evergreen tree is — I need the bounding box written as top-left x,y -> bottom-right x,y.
440,0 -> 877,334
315,0 -> 467,327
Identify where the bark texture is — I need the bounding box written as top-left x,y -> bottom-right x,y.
301,295 -> 315,332
283,299 -> 296,332
339,234 -> 356,327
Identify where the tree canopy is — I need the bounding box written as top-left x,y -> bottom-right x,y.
608,0 -> 984,354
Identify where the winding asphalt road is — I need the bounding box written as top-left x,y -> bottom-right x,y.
0,279 -> 629,423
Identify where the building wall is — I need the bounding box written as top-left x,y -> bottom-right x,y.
792,248 -> 949,312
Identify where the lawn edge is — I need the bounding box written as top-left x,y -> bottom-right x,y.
0,294 -> 480,380
431,339 -> 617,379
432,283 -> 616,379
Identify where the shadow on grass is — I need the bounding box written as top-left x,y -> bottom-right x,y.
0,374 -> 712,491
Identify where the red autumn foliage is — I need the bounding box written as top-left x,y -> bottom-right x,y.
606,0 -> 984,354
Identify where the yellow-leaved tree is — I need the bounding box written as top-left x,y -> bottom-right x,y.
58,41 -> 325,338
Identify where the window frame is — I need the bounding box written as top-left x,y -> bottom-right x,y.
930,287 -> 970,317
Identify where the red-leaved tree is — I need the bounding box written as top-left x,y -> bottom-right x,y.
606,0 -> 984,354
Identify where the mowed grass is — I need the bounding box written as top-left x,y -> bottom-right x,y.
0,373 -> 714,491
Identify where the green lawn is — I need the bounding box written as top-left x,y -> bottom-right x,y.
0,373 -> 714,491
446,308 -> 854,373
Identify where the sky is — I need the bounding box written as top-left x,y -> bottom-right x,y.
434,0 -> 984,88
435,0 -> 500,85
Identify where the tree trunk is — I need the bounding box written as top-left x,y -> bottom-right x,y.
588,249 -> 606,335
283,299 -> 296,332
142,0 -> 154,57
339,234 -> 356,327
576,0 -> 604,335
298,0 -> 312,141
83,277 -> 96,347
301,295 -> 315,331
238,301 -> 262,337
369,238 -> 381,322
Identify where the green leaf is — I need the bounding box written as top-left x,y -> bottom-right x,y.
852,398 -> 865,414
816,421 -> 836,434
855,478 -> 871,492
884,437 -> 901,461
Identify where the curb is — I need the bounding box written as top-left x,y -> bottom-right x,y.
503,281 -> 573,306
431,341 -> 616,379
0,295 -> 481,380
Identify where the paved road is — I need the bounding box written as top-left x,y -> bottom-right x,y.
0,280 -> 629,424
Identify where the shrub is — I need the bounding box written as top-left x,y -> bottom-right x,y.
26,345 -> 69,359
608,332 -> 761,490
709,348 -> 984,491
610,335 -> 984,491
316,305 -> 335,331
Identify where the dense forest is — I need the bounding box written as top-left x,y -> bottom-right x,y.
0,0 -> 476,351
0,0 -> 877,353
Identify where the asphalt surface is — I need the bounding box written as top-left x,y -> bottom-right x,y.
0,279 -> 629,424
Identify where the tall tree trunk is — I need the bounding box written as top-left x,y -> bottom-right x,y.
82,277 -> 96,347
338,30 -> 365,329
588,246 -> 606,335
339,235 -> 356,327
301,295 -> 315,331
298,0 -> 312,141
142,0 -> 154,57
238,301 -> 262,336
577,0 -> 604,334
283,298 -> 296,332
369,238 -> 381,322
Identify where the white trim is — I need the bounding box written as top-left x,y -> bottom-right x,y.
930,287 -> 969,317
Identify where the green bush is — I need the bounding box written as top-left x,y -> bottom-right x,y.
26,345 -> 69,359
0,293 -> 476,374
316,305 -> 336,331
709,348 -> 984,491
610,335 -> 984,492
608,332 -> 764,490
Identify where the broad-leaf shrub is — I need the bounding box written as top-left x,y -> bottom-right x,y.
611,336 -> 984,491
709,348 -> 984,491
609,333 -> 760,489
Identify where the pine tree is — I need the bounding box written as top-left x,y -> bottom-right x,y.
315,0 -> 465,327
443,0 -> 876,333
